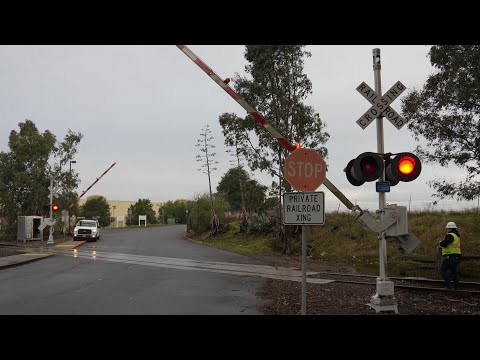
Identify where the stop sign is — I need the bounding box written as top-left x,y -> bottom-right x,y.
285,148 -> 326,191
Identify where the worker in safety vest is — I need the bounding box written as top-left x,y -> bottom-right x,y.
439,222 -> 462,290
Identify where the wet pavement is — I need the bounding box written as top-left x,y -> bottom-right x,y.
0,226 -> 269,314
0,240 -> 86,270
0,239 -> 332,284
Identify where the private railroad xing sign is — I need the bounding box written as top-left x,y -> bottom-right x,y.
283,192 -> 325,225
356,80 -> 406,130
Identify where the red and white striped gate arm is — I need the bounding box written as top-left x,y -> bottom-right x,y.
176,45 -> 358,211
67,162 -> 117,210
177,45 -> 296,152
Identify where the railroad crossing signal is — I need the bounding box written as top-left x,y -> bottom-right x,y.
356,80 -> 406,130
345,152 -> 422,187
285,148 -> 326,192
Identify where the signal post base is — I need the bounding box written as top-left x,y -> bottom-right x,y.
368,279 -> 398,314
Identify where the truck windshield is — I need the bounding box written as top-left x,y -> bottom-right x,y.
78,221 -> 96,227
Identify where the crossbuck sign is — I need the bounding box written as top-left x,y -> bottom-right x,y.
356,81 -> 406,130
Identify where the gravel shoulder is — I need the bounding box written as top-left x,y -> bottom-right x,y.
244,253 -> 480,315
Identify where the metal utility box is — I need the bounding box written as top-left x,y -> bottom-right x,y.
385,204 -> 408,237
17,216 -> 43,242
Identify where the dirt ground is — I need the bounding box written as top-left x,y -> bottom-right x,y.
245,253 -> 480,315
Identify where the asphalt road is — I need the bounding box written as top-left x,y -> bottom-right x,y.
0,225 -> 268,314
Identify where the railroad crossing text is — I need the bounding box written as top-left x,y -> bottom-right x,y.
283,192 -> 325,225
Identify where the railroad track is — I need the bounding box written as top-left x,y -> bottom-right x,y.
309,270 -> 480,294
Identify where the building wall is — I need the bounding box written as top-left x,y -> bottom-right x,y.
78,196 -> 163,225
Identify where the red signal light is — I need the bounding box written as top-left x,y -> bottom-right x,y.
398,156 -> 416,175
345,152 -> 384,186
52,204 -> 60,212
360,158 -> 379,175
387,152 -> 422,183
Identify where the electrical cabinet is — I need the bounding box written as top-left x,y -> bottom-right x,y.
17,216 -> 43,242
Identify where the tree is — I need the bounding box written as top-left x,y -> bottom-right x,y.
159,200 -> 187,224
220,46 -> 329,180
127,198 -> 157,225
217,166 -> 248,213
0,119 -> 82,236
80,196 -> 111,227
219,46 -> 330,253
195,124 -> 221,233
243,178 -> 270,214
217,166 -> 268,214
223,117 -> 249,219
401,45 -> 480,201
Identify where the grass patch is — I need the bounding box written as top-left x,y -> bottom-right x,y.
193,211 -> 480,280
195,223 -> 272,254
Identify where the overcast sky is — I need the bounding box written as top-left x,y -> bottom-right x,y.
0,45 -> 476,212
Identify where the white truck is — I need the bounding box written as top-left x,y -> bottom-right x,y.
73,219 -> 100,242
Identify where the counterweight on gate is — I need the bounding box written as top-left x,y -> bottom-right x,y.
176,45 -> 359,212
67,162 -> 117,210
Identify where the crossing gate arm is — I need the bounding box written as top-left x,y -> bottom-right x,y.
322,178 -> 362,212
176,45 -> 362,213
67,162 -> 117,210
177,45 -> 296,152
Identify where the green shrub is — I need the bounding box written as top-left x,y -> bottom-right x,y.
240,213 -> 275,234
190,193 -> 230,234
190,196 -> 211,233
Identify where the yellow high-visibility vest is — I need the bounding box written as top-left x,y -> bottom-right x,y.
442,233 -> 461,256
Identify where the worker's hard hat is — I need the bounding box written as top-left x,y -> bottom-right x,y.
446,221 -> 457,229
